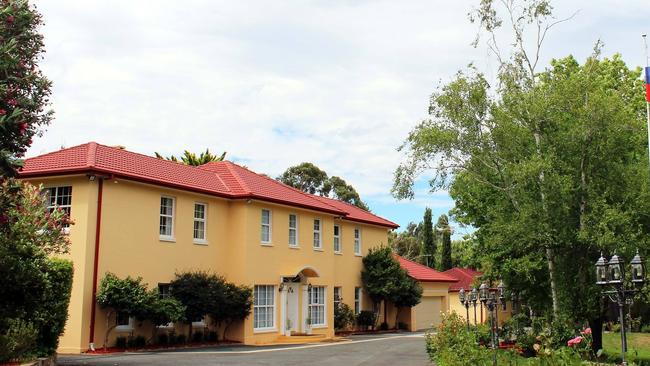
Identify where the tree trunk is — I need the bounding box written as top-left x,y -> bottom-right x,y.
384,300 -> 388,327
222,320 -> 232,343
103,311 -> 116,349
395,307 -> 401,329
188,322 -> 193,342
589,317 -> 603,352
534,130 -> 559,319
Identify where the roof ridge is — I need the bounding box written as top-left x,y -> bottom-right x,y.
86,142 -> 97,167
24,141 -> 92,162
223,161 -> 252,195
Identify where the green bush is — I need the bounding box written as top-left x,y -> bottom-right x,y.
379,322 -> 389,330
176,334 -> 187,344
134,335 -> 146,348
192,331 -> 204,343
34,258 -> 74,355
641,324 -> 650,333
612,323 -> 621,333
426,312 -> 492,365
398,322 -> 409,330
207,331 -> 218,342
549,315 -> 577,348
473,323 -> 492,345
114,336 -> 127,349
157,333 -> 169,345
356,311 -> 376,330
0,319 -> 38,363
334,303 -> 355,331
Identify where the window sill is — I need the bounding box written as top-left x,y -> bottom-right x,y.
160,237 -> 176,243
193,240 -> 209,246
253,328 -> 277,334
115,326 -> 134,332
334,251 -> 342,255
310,325 -> 327,329
289,245 -> 300,249
261,242 -> 273,247
354,253 -> 362,257
313,247 -> 324,252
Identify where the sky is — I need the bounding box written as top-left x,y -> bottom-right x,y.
27,0 -> 648,238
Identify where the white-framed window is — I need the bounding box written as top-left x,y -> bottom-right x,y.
158,283 -> 171,299
354,287 -> 362,314
334,287 -> 342,309
354,228 -> 362,255
333,225 -> 341,253
159,197 -> 175,240
261,209 -> 272,244
253,285 -> 275,330
44,186 -> 72,228
313,219 -> 321,249
288,214 -> 298,247
308,286 -> 326,327
116,311 -> 134,331
193,202 -> 207,243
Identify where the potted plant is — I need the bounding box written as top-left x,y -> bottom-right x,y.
285,319 -> 292,336
305,317 -> 312,335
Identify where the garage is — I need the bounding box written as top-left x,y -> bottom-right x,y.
394,255 -> 458,331
414,296 -> 443,330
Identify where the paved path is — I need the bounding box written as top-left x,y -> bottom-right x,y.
58,333 -> 431,366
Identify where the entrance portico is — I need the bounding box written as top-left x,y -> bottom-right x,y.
280,266 -> 320,336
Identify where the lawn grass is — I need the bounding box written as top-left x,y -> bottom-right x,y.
603,331 -> 650,363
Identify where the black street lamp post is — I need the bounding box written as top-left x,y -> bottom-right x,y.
471,288 -> 479,325
459,288 -> 471,331
595,250 -> 646,366
479,281 -> 508,366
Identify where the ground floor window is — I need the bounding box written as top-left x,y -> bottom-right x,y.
254,285 -> 275,330
116,311 -> 133,330
354,287 -> 362,314
333,287 -> 342,308
308,286 -> 326,326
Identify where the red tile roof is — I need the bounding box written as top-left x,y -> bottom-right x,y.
442,268 -> 483,292
20,142 -> 398,228
395,255 -> 458,283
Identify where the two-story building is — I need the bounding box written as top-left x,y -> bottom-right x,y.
19,142 -> 400,353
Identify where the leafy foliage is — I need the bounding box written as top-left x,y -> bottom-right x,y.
0,0 -> 54,177
334,303 -> 355,331
421,208 -> 436,268
426,312 -> 491,365
277,162 -> 369,210
437,214 -> 452,270
356,311 -> 376,330
208,282 -> 253,340
0,319 -> 37,363
154,149 -> 226,166
170,271 -> 224,327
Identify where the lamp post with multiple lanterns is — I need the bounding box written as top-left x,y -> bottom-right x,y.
595,250 -> 646,366
459,288 -> 471,330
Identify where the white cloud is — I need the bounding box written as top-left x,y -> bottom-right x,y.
28,0 -> 648,224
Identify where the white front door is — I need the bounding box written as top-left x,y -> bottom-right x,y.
284,283 -> 299,334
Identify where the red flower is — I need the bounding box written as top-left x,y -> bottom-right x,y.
7,99 -> 17,106
0,109 -> 6,116
580,327 -> 592,335
567,336 -> 583,347
6,15 -> 14,24
18,122 -> 28,134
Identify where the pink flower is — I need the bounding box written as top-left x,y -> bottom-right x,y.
0,109 -> 6,116
7,99 -> 17,106
581,328 -> 591,335
567,336 -> 583,347
6,15 -> 14,24
18,121 -> 28,134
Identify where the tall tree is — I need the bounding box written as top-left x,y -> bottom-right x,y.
421,208 -> 436,268
277,163 -> 369,210
437,214 -> 453,271
0,0 -> 54,177
154,149 -> 226,166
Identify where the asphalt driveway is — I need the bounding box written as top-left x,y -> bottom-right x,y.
58,332 -> 431,366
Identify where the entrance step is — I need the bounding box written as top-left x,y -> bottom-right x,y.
275,333 -> 327,344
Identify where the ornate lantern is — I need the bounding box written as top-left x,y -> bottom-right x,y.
630,250 -> 646,284
479,283 -> 489,303
595,253 -> 609,286
608,254 -> 624,285
459,288 -> 466,304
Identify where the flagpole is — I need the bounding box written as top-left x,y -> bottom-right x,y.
641,34 -> 650,170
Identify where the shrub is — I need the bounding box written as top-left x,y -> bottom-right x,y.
157,333 -> 169,345
35,258 -> 74,355
549,315 -> 577,348
192,331 -> 204,343
134,335 -> 146,348
641,324 -> 650,333
426,312 -> 491,365
612,323 -> 621,333
379,322 -> 389,331
474,323 -> 492,345
334,303 -> 355,331
398,322 -> 409,330
356,311 -> 376,330
0,319 -> 38,363
176,334 -> 187,344
114,336 -> 127,349
207,331 -> 218,342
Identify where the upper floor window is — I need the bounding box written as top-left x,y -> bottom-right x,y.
261,209 -> 272,244
253,285 -> 275,330
313,219 -> 321,249
288,214 -> 298,247
45,186 -> 72,228
193,203 -> 207,243
308,286 -> 326,327
158,283 -> 171,299
354,228 -> 362,255
159,197 -> 175,240
333,225 -> 341,253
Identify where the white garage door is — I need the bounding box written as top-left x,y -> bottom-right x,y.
415,296 -> 442,330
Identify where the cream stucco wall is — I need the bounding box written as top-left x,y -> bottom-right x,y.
448,291 -> 513,326
24,175 -> 391,352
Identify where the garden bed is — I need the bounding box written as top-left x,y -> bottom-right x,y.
84,340 -> 242,354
